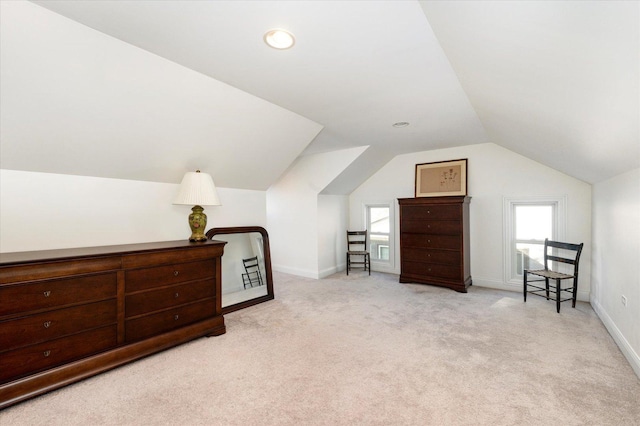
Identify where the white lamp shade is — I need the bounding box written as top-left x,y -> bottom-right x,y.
173,171 -> 221,206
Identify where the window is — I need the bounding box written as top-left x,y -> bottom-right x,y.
377,245 -> 389,259
504,197 -> 566,285
365,203 -> 394,267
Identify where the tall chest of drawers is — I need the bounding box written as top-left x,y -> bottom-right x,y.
398,196 -> 471,292
0,240 -> 225,408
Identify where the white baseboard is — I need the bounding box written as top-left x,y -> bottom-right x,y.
274,263 -> 375,279
371,265 -> 400,275
472,277 -> 516,292
286,263 -> 399,279
272,264 -> 319,279
333,262 -> 399,277
318,266 -> 339,278
591,298 -> 640,379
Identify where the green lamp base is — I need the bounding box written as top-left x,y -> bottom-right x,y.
188,205 -> 208,242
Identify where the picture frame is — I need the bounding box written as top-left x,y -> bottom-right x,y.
415,159 -> 468,197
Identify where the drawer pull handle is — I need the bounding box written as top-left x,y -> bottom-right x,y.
174,314 -> 179,321
43,350 -> 51,357
43,321 -> 52,329
174,271 -> 179,277
43,291 -> 51,297
175,292 -> 179,298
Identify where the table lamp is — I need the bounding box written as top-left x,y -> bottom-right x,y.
173,170 -> 221,242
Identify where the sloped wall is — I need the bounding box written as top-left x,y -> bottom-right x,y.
0,1 -> 321,189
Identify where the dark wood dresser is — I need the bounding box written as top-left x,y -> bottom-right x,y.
398,196 -> 471,292
0,240 -> 225,408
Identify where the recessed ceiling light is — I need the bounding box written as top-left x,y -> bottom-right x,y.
393,122 -> 410,128
264,29 -> 295,50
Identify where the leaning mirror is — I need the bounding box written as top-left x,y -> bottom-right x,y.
205,226 -> 274,314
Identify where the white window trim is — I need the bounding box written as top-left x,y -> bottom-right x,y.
362,201 -> 395,270
503,196 -> 567,286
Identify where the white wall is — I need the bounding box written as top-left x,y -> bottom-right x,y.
350,143 -> 592,299
591,168 -> 640,377
0,169 -> 266,253
266,147 -> 367,278
266,162 -> 320,278
318,194 -> 349,277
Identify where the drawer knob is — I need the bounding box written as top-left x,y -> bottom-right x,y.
175,292 -> 180,298
43,291 -> 51,297
43,321 -> 52,329
427,225 -> 431,228
174,271 -> 179,277
428,268 -> 432,272
43,350 -> 51,357
427,210 -> 431,214
174,314 -> 179,321
428,239 -> 431,243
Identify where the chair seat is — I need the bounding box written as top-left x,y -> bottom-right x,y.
347,250 -> 368,255
527,269 -> 574,280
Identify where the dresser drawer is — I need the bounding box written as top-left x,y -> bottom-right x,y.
0,273 -> 117,317
125,260 -> 214,293
0,300 -> 116,353
0,257 -> 121,285
0,325 -> 117,383
402,248 -> 460,265
401,204 -> 460,221
121,244 -> 223,269
402,261 -> 461,281
125,298 -> 215,343
401,234 -> 460,250
401,220 -> 461,235
125,279 -> 214,318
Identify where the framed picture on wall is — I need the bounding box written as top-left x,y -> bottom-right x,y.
415,159 -> 468,197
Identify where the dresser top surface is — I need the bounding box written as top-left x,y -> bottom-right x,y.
0,240 -> 226,266
398,196 -> 471,205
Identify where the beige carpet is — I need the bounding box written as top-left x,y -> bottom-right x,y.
2,271 -> 639,425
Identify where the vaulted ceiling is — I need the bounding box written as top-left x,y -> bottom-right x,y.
1,1 -> 637,192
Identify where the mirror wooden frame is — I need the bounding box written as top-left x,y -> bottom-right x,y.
206,226 -> 274,314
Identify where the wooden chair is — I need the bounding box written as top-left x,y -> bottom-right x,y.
523,238 -> 584,313
346,230 -> 370,275
242,256 -> 264,288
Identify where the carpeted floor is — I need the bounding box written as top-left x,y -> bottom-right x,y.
1,271 -> 639,425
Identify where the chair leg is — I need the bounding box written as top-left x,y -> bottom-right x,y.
545,278 -> 550,300
572,277 -> 578,308
556,279 -> 561,313
523,270 -> 527,302
346,253 -> 349,275
368,254 -> 370,275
